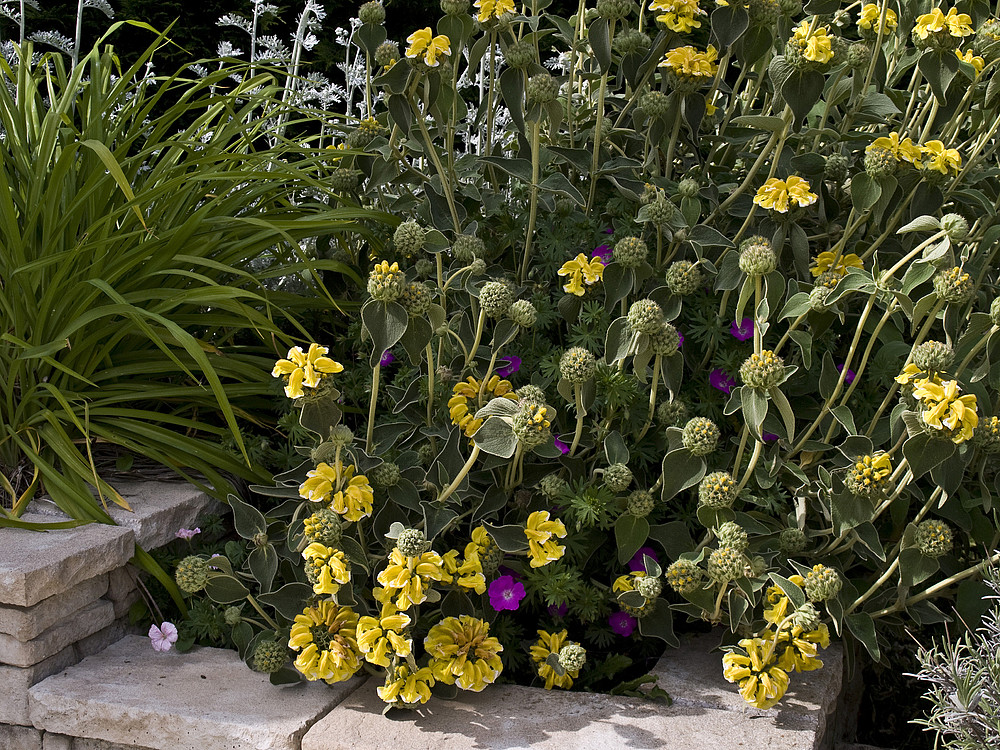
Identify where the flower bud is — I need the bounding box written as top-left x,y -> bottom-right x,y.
613,28 -> 650,56
558,643 -> 587,671
374,41 -> 400,67
330,167 -> 360,192
452,234 -> 485,262
657,399 -> 689,427
469,258 -> 487,276
441,0 -> 470,14
368,260 -> 406,302
698,471 -> 736,509
504,39 -> 536,69
560,347 -> 596,384
708,546 -> 749,582
393,220 -> 425,256
512,401 -> 554,448
666,559 -> 704,594
304,507 -> 343,546
479,280 -> 515,318
933,266 -> 974,304
941,213 -> 969,242
665,260 -> 703,296
508,299 -> 537,328
804,564 -> 842,602
400,281 -> 433,317
627,299 -> 664,334
739,350 -> 785,390
614,237 -> 649,268
639,90 -> 671,117
808,286 -> 833,312
603,463 -> 633,493
540,474 -> 569,499
915,519 -> 953,558
175,556 -> 210,593
845,453 -> 891,500
396,528 -> 429,557
417,442 -> 436,465
358,1 -> 385,25
738,235 -> 777,277
369,462 -> 401,488
329,424 -> 355,448
716,521 -> 749,552
636,575 -> 662,600
596,0 -> 633,19
253,640 -> 288,673
779,527 -> 807,554
975,415 -> 1000,454
864,146 -> 898,179
650,322 -> 681,356
224,606 -> 242,626
846,42 -> 870,69
624,489 -> 655,518
824,153 -> 850,184
912,341 -> 955,374
414,258 -> 434,278
791,602 -> 821,632
527,73 -> 560,103
683,417 -> 720,456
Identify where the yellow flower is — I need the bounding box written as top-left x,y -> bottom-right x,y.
405,28 -> 451,67
378,664 -> 435,705
356,602 -> 412,667
650,0 -> 704,32
810,251 -> 864,278
870,131 -> 923,166
894,363 -> 931,387
753,176 -> 818,213
920,140 -> 962,175
791,20 -> 835,64
557,253 -> 606,296
914,7 -> 973,40
956,49 -> 985,75
271,344 -> 343,399
776,624 -> 830,673
288,601 -> 362,684
376,548 -> 451,610
762,574 -> 805,625
858,4 -> 896,33
524,510 -> 568,568
474,0 -> 515,22
442,549 -> 488,594
299,461 -> 340,503
302,542 -> 351,596
912,378 -> 978,444
613,570 -> 646,594
425,615 -> 504,691
659,44 -> 719,78
299,462 -> 374,522
448,375 -> 518,437
722,637 -> 790,709
530,629 -> 577,689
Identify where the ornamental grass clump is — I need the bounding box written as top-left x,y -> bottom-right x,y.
170,0 -> 1000,714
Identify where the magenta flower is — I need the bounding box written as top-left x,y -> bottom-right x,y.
628,546 -> 660,573
149,622 -> 178,652
762,432 -> 780,443
488,575 -> 526,612
604,227 -> 614,234
836,364 -> 856,385
380,350 -> 396,367
730,318 -> 754,341
710,369 -> 737,395
609,611 -> 637,637
175,527 -> 200,541
554,435 -> 570,455
496,356 -> 522,378
677,331 -> 684,348
591,244 -> 612,262
548,602 -> 569,618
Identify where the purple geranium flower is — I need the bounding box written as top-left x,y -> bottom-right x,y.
628,546 -> 660,573
836,364 -> 856,385
591,244 -> 612,262
730,318 -> 754,341
609,611 -> 637,637
554,435 -> 570,455
488,575 -> 526,612
604,227 -> 614,234
175,527 -> 200,541
496,356 -> 522,378
710,369 -> 737,395
762,432 -> 780,443
548,602 -> 569,618
677,331 -> 684,348
149,622 -> 178,652
379,350 -> 396,367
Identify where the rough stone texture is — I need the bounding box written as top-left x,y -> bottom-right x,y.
0,647 -> 79,725
0,600 -> 115,668
28,635 -> 362,750
0,723 -> 43,750
27,482 -> 222,550
73,617 -> 141,661
0,576 -> 109,642
104,568 -> 138,619
0,516 -> 134,607
835,745 -> 894,750
68,739 -> 159,750
42,733 -> 72,750
651,631 -> 844,744
303,678 -> 823,750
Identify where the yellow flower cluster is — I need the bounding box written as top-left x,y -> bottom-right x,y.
405,28 -> 451,67
474,0 -> 515,22
302,542 -> 351,597
913,7 -> 973,40
442,547 -> 487,594
867,131 -> 923,166
378,664 -> 436,705
271,344 -> 343,399
530,629 -> 578,689
299,462 -> 374,522
857,4 -> 896,34
753,176 -> 818,213
723,637 -> 791,708
956,49 -> 985,75
790,20 -> 835,64
376,548 -> 451,610
448,375 -> 518,437
557,253 -> 605,296
524,510 -> 568,568
649,0 -> 704,33
288,601 -> 362,683
658,44 -> 719,78
810,251 -> 863,278
425,615 -> 504,691
911,378 -> 979,444
356,602 -> 412,668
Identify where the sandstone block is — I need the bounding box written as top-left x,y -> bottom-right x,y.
74,617 -> 140,661
0,575 -> 109,642
42,733 -> 72,750
0,647 -> 78,725
0,516 -> 134,607
0,724 -> 42,750
29,635 -> 362,750
0,599 -> 115,668
70,739 -> 159,750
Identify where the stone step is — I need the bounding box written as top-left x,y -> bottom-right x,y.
28,636 -> 361,750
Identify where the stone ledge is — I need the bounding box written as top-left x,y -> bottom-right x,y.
0,647 -> 79,725
0,600 -> 116,668
28,635 -> 363,750
0,575 -> 109,642
0,724 -> 43,750
0,518 -> 134,608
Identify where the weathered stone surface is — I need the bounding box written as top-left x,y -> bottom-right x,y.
74,617 -> 140,661
0,575 -> 108,642
69,739 -> 159,750
650,631 -> 843,743
42,733 -> 72,750
0,724 -> 42,750
0,516 -> 134,607
29,635 -> 362,750
0,600 -> 115,668
302,678 -> 822,750
0,647 -> 78,725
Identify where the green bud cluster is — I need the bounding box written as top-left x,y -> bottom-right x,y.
396,528 -> 429,557
527,73 -> 560,103
708,546 -> 749,582
739,350 -> 785,390
330,168 -> 360,192
747,0 -> 780,26
441,0 -> 470,15
374,41 -> 400,67
613,28 -> 650,56
369,462 -> 401,488
175,556 -> 210,594
912,341 -> 955,374
941,213 -> 970,241
716,521 -> 748,551
649,322 -> 681,356
596,0 -> 633,20
665,260 -> 703,295
626,489 -> 655,517
368,261 -> 406,302
539,474 -> 569,499
614,237 -> 649,268
304,507 -> 343,546
603,463 -> 633,492
508,299 -> 537,327
804,564 -> 842,602
640,90 -> 671,117
627,299 -> 664,334
512,401 -> 554,449
452,234 -> 485,263
560,347 -> 597,384
358,1 -> 386,25
394,220 -> 425,256
657,399 -> 689,427
399,281 -> 433,316
808,286 -> 833,311
779,527 -> 807,554
253,640 -> 288,673
698,471 -> 737,509
846,42 -> 870,69
683,417 -> 720,456
864,146 -> 898,179
224,606 -> 242,626
824,153 -> 850,183
791,603 -> 821,632
504,40 -> 536,69
666,559 -> 704,594
479,280 -> 515,318
738,236 -> 777,277
636,575 -> 662,600
914,520 -> 954,558
975,415 -> 1000,454
933,266 -> 974,304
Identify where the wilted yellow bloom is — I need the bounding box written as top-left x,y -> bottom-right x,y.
762,574 -> 805,624
530,629 -> 577,689
659,44 -> 719,78
405,27 -> 451,67
753,176 -> 818,213
425,615 -> 504,691
557,253 -> 605,296
524,510 -> 568,568
776,624 -> 830,673
810,251 -> 863,277
288,601 -> 362,683
912,378 -> 978,443
921,140 -> 962,175
302,543 -> 351,596
474,0 -> 515,21
722,637 -> 790,709
858,4 -> 896,33
378,664 -> 435,705
791,20 -> 835,63
956,49 -> 985,74
356,602 -> 412,668
376,548 -> 450,610
271,344 -> 343,399
913,7 -> 973,39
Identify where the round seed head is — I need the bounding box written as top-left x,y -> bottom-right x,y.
683,417 -> 720,456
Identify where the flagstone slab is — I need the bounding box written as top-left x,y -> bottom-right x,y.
0,575 -> 109,642
28,635 -> 363,750
0,647 -> 78,725
0,517 -> 133,608
0,600 -> 116,668
0,724 -> 43,750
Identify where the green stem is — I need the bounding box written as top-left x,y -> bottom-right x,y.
246,594 -> 280,631
366,364 -> 380,452
569,384 -> 586,456
466,308 -> 487,370
520,119 -> 542,284
437,444 -> 482,504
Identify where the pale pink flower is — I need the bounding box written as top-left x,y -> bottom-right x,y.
149,622 -> 178,652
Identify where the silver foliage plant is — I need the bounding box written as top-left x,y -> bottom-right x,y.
0,0 -> 113,65
914,562 -> 1000,749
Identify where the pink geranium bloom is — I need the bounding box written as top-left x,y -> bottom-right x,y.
609,611 -> 637,636
488,575 -> 526,612
496,356 -> 521,378
710,369 -> 737,395
149,622 -> 178,652
730,318 -> 754,341
175,527 -> 200,540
